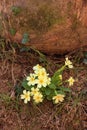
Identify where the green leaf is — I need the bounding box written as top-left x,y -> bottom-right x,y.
59,86 -> 71,92
57,90 -> 65,95
51,65 -> 65,85
48,83 -> 56,89
52,65 -> 65,79
22,79 -> 31,91
15,85 -> 23,96
40,87 -> 45,91
45,88 -> 51,95
46,89 -> 56,100
47,96 -> 52,100
22,33 -> 30,44
9,28 -> 16,36
11,6 -> 21,15
52,76 -> 62,86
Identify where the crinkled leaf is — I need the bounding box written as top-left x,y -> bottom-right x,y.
46,89 -> 55,100
40,87 -> 46,91
45,88 -> 51,95
48,83 -> 56,89
52,76 -> 62,86
22,79 -> 31,91
57,90 -> 65,95
59,86 -> 71,92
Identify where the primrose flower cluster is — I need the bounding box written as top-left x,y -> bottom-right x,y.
21,57 -> 75,104
27,64 -> 51,88
21,64 -> 51,104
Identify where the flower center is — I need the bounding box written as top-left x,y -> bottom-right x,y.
25,94 -> 29,99
39,79 -> 44,84
30,77 -> 34,82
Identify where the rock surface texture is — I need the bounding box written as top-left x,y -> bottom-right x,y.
0,0 -> 87,54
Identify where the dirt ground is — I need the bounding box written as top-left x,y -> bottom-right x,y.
0,41 -> 87,130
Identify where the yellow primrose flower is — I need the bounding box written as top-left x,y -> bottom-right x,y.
68,76 -> 75,86
37,68 -> 47,78
65,57 -> 73,68
20,90 -> 31,104
31,87 -> 39,96
59,75 -> 62,80
27,73 -> 36,86
33,92 -> 43,103
37,76 -> 48,88
33,64 -> 42,72
53,94 -> 65,104
46,77 -> 51,85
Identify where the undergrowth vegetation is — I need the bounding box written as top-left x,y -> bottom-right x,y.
0,37 -> 87,130
20,58 -> 75,104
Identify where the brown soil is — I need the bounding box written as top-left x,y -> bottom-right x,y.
0,42 -> 87,130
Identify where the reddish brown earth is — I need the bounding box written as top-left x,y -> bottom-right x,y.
0,42 -> 87,130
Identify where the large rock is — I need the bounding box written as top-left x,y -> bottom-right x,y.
0,0 -> 87,54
